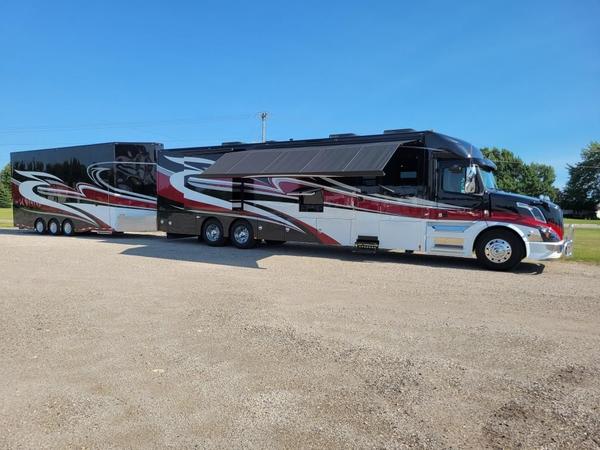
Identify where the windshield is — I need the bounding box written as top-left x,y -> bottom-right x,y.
478,166 -> 497,190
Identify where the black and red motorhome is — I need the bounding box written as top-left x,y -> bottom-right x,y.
10,130 -> 573,270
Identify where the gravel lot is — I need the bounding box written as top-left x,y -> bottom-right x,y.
0,229 -> 599,449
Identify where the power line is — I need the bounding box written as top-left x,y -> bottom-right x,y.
0,113 -> 258,135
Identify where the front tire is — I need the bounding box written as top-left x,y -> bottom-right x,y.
202,218 -> 226,246
475,229 -> 524,271
231,220 -> 257,249
48,219 -> 60,236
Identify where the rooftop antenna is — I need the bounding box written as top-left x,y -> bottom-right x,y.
259,112 -> 269,142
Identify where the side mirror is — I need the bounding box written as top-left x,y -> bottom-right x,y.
464,166 -> 477,194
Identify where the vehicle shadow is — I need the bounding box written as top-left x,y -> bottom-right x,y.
0,229 -> 545,274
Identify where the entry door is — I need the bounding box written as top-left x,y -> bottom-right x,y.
317,190 -> 353,246
352,194 -> 381,241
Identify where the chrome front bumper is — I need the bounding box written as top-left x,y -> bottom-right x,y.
527,225 -> 574,260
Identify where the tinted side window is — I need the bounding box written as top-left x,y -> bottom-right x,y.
442,167 -> 467,193
299,189 -> 324,212
114,144 -> 156,196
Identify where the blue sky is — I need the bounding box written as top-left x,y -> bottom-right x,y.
1,1 -> 598,187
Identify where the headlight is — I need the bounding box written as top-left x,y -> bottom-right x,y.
538,226 -> 560,242
517,202 -> 547,223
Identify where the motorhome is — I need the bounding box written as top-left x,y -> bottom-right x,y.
10,130 -> 573,270
156,129 -> 572,270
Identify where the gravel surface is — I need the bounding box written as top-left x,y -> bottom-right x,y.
0,230 -> 599,449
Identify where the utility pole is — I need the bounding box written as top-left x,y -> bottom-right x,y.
259,112 -> 268,142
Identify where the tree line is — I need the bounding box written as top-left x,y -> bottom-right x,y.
481,142 -> 599,215
0,142 -> 598,213
0,164 -> 11,208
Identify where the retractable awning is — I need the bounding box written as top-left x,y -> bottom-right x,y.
199,140 -> 412,178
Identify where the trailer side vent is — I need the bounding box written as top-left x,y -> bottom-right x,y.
354,235 -> 379,253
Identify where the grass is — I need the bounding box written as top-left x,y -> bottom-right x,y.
564,217 -> 600,225
570,228 -> 600,264
0,207 -> 13,228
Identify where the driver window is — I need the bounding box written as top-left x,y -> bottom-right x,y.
442,166 -> 467,193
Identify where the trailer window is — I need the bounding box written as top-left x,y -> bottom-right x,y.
114,144 -> 156,196
299,189 -> 324,212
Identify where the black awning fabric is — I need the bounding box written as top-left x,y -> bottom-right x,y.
199,140 -> 410,178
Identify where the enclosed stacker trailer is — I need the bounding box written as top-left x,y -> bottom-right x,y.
11,142 -> 161,235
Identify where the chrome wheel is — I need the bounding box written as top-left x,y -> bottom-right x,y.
63,220 -> 73,236
233,225 -> 250,244
35,219 -> 45,234
48,220 -> 59,235
205,223 -> 221,242
230,220 -> 256,249
484,238 -> 512,264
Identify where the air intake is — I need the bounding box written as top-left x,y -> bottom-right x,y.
329,133 -> 357,139
383,128 -> 416,134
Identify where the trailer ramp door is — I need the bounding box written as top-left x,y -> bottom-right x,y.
198,140 -> 413,178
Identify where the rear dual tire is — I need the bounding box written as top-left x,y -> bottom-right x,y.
230,220 -> 257,249
201,218 -> 257,249
202,218 -> 227,247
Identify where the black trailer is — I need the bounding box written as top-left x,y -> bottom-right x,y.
11,142 -> 161,235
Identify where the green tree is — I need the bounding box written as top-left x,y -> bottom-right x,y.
481,147 -> 557,200
561,142 -> 600,212
0,164 -> 11,208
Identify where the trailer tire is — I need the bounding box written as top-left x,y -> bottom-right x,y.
34,218 -> 46,234
48,219 -> 61,236
230,220 -> 257,249
62,219 -> 75,236
202,218 -> 226,246
475,229 -> 524,271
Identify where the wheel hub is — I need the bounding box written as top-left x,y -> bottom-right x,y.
484,238 -> 512,264
206,224 -> 220,241
234,227 -> 249,244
